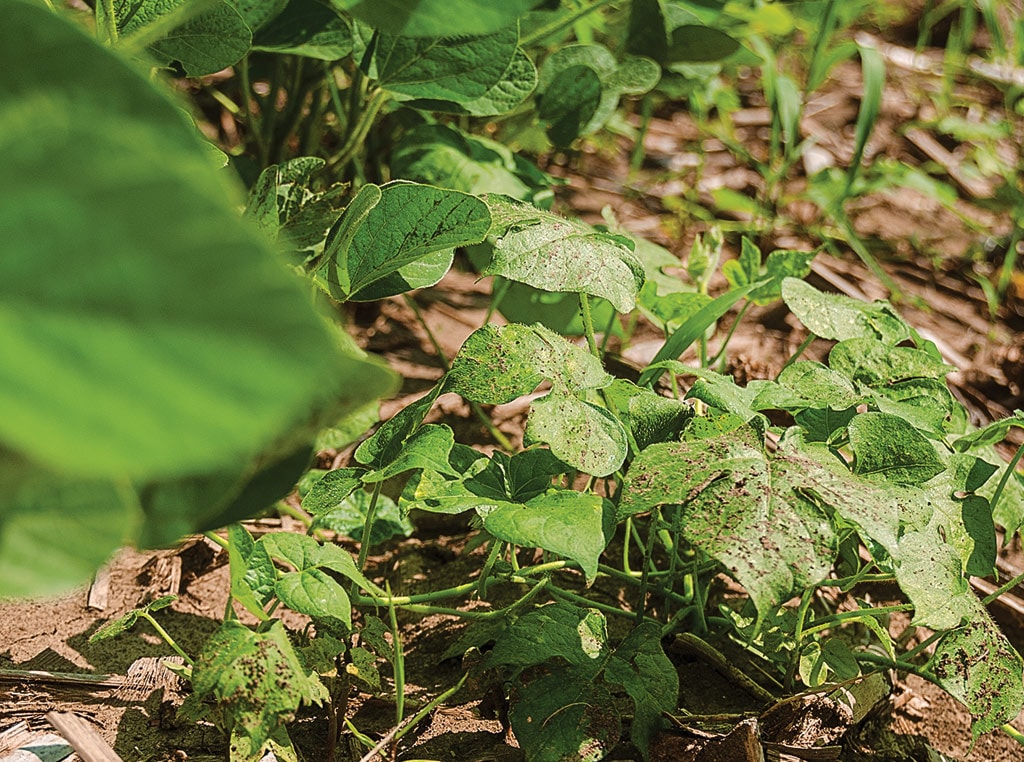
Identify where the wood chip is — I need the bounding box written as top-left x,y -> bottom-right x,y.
1,731 -> 75,762
86,567 -> 111,612
43,715 -> 120,762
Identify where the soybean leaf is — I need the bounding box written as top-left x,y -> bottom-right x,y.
782,278 -> 912,344
510,674 -> 619,762
848,413 -> 945,485
603,379 -> 694,451
191,620 -> 328,758
667,24 -> 741,62
300,468 -> 364,516
252,0 -> 353,59
777,361 -> 862,410
478,491 -> 610,581
373,27 -> 518,102
620,432 -> 837,619
1,6 -> 390,481
535,44 -> 660,144
337,0 -> 540,37
90,595 -> 177,642
928,613 -> 1024,738
355,384 -> 444,469
604,623 -> 679,756
317,182 -> 490,301
392,124 -> 538,199
830,339 -> 954,387
482,194 -> 644,313
953,411 -> 1024,452
869,378 -> 957,436
403,48 -> 538,116
311,489 -> 413,545
228,523 -> 276,620
102,0 -> 252,76
361,424 -> 458,483
447,323 -> 611,404
526,393 -> 628,478
626,0 -> 668,61
235,0 -> 289,31
276,567 -> 351,634
0,464 -> 139,598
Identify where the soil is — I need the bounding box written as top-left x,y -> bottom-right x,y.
3,6 -> 1024,762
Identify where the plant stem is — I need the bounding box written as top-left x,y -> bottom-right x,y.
635,508 -> 661,625
800,604 -> 914,637
356,482 -> 383,572
672,633 -> 776,705
140,613 -> 194,666
387,583 -> 405,742
579,293 -> 600,358
987,441 -> 1024,523
707,301 -> 750,370
520,0 -> 618,47
330,88 -> 389,171
238,58 -> 268,165
203,530 -> 229,550
98,0 -> 118,44
777,332 -> 817,376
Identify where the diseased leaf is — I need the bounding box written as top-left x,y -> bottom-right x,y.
620,433 -> 836,618
361,424 -> 458,483
928,613 -> 1024,738
526,393 -> 628,478
311,489 -> 413,545
604,623 -> 678,755
355,384 -> 444,469
830,339 -> 954,387
478,490 -> 610,581
276,567 -> 351,634
447,323 -> 612,404
782,278 -> 912,344
482,194 -> 644,312
848,413 -> 945,485
191,620 -> 328,758
301,468 -> 364,516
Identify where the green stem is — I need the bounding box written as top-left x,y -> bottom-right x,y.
98,0 -> 118,44
579,293 -> 600,358
330,88 -> 389,171
520,0 -> 618,47
238,58 -> 267,166
777,332 -> 817,376
203,530 -> 229,550
1001,723 -> 1024,746
801,604 -> 914,637
140,613 -> 194,666
988,441 -> 1024,522
549,585 -> 657,624
387,583 -> 405,732
856,651 -> 936,680
707,301 -> 750,370
635,507 -> 661,624
356,482 -> 383,572
983,568 -> 1024,605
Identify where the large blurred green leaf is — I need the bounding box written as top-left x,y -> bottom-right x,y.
335,0 -> 540,37
1,4 -> 392,482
